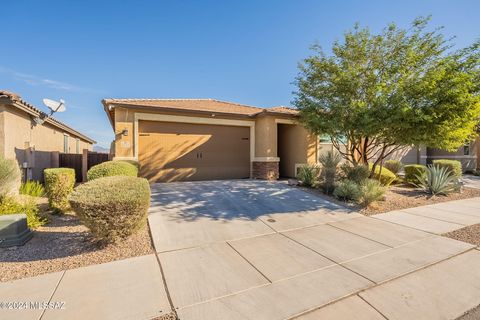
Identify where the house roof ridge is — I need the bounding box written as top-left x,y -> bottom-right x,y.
103,97 -> 263,110
0,90 -> 96,144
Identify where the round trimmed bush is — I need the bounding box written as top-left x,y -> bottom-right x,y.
369,164 -> 396,186
432,159 -> 462,178
384,160 -> 403,176
44,168 -> 75,213
404,164 -> 427,185
87,161 -> 138,181
69,176 -> 150,243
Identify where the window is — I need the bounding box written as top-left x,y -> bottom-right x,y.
76,138 -> 80,154
63,135 -> 69,153
464,144 -> 470,156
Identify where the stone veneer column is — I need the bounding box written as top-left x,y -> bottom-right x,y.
252,161 -> 279,180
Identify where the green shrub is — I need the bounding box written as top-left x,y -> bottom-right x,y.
296,164 -> 320,188
318,151 -> 342,193
369,164 -> 396,186
118,160 -> 140,170
0,196 -> 46,229
333,180 -> 361,201
415,165 -> 459,195
87,161 -> 138,181
384,160 -> 404,176
69,176 -> 150,243
0,156 -> 21,197
19,181 -> 45,197
44,168 -> 75,213
340,164 -> 370,184
404,164 -> 428,185
432,159 -> 462,178
358,179 -> 386,207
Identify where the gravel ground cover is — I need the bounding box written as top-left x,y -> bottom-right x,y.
0,212 -> 154,282
297,184 -> 480,216
443,224 -> 480,247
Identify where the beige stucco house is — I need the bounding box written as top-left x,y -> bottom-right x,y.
0,91 -> 95,181
102,98 -> 318,182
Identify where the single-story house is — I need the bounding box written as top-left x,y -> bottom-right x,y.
0,91 -> 95,181
386,141 -> 479,172
102,98 -> 318,182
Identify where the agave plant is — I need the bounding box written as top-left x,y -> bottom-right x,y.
415,165 -> 459,196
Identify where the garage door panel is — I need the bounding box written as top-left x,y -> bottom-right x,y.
138,121 -> 250,182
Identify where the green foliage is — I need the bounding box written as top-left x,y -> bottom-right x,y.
358,179 -> 386,207
294,17 -> 480,166
404,164 -> 428,185
87,161 -> 138,181
333,178 -> 386,207
0,196 -> 46,229
384,160 -> 404,176
340,164 -> 370,184
19,181 -> 45,197
333,180 -> 362,201
0,156 -> 21,197
69,176 -> 151,243
432,159 -> 462,178
118,160 -> 140,170
415,165 -> 459,195
296,164 -> 320,187
318,151 -> 342,193
369,164 -> 396,186
44,168 -> 75,213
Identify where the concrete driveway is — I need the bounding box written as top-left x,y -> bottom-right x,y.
148,180 -> 359,252
148,180 -> 480,320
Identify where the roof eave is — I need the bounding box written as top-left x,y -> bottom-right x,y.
0,97 -> 96,144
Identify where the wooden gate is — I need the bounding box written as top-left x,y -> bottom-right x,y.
59,153 -> 83,182
87,152 -> 110,170
59,151 -> 110,182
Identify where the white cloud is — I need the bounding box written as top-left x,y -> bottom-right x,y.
0,66 -> 103,93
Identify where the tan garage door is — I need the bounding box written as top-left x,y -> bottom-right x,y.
138,121 -> 250,182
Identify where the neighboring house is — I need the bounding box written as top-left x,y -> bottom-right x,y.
0,91 -> 95,181
102,98 -> 318,182
386,141 -> 479,172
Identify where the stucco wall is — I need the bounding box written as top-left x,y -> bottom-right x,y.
427,139 -> 478,171
114,107 -> 135,158
277,123 -> 317,178
254,116 -> 277,158
2,104 -> 92,180
0,105 -> 5,157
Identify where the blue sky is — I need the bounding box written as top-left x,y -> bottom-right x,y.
2,0 -> 479,147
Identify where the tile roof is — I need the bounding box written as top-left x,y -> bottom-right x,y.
102,98 -> 264,116
0,90 -> 96,144
267,106 -> 299,115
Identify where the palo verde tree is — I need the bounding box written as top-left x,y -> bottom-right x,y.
293,17 -> 480,175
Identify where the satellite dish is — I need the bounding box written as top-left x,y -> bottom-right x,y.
33,98 -> 67,126
43,98 -> 66,113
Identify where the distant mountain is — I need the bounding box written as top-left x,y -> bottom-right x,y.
93,145 -> 110,153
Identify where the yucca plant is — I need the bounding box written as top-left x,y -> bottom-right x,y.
20,181 -> 45,197
319,151 -> 342,194
415,165 -> 459,196
296,165 -> 320,188
358,179 -> 386,207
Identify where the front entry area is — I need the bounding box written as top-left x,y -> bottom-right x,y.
138,120 -> 250,182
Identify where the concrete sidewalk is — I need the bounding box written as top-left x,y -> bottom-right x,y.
2,179 -> 480,320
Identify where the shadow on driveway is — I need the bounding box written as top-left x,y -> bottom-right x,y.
149,180 -> 346,222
